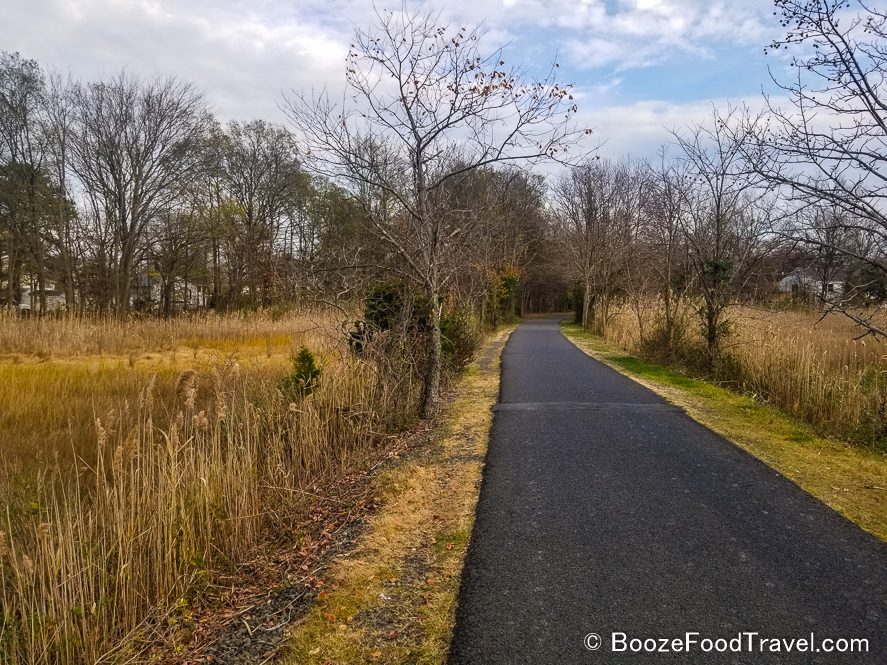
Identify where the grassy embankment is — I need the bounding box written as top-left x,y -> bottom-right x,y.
0,311 -> 421,663
285,327 -> 513,665
563,321 -> 887,542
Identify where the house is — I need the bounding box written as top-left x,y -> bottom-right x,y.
130,272 -> 208,312
777,268 -> 844,297
19,282 -> 68,313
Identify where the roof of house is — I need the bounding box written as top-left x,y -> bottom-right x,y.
779,267 -> 845,282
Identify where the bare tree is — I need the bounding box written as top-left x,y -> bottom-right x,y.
146,208 -> 206,315
640,148 -> 694,353
218,120 -> 303,307
674,109 -> 770,365
44,71 -> 78,310
435,167 -> 546,326
796,204 -> 856,301
70,72 -> 210,312
553,159 -> 638,332
747,0 -> 887,336
285,6 -> 587,416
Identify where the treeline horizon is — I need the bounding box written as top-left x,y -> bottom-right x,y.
0,51 -> 570,321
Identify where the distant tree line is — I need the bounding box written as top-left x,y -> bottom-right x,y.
552,0 -> 887,359
0,50 -> 568,328
0,6 -> 584,417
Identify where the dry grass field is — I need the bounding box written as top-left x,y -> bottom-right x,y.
0,313 -> 320,479
602,301 -> 887,449
0,311 -> 421,663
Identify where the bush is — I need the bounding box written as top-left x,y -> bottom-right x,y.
483,266 -> 520,326
639,318 -> 691,365
348,281 -> 405,354
365,281 -> 404,331
441,311 -> 479,373
281,346 -> 322,397
349,281 -> 479,374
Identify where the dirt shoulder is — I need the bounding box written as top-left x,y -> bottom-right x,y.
280,327 -> 512,665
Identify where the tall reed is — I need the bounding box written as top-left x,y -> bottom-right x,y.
0,312 -> 421,663
601,298 -> 886,449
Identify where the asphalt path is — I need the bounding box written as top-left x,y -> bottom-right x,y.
448,317 -> 887,664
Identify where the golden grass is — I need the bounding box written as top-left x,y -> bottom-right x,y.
565,324 -> 887,542
600,300 -> 886,448
0,310 -> 332,359
0,310 -> 422,663
285,327 -> 512,665
0,311 -> 333,501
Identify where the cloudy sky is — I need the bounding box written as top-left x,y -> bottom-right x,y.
1,0 -> 789,157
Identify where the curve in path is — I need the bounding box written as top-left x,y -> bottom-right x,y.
449,317 -> 887,664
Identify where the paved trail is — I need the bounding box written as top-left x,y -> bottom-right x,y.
449,318 -> 886,664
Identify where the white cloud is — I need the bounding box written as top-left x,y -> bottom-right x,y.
554,0 -> 776,70
0,0 -> 782,125
0,0 -> 350,122
577,95 -> 774,159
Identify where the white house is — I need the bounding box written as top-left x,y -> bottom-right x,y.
130,273 -> 208,311
19,282 -> 68,313
777,268 -> 844,297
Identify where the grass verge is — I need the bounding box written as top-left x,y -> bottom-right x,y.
284,327 -> 513,665
562,323 -> 887,542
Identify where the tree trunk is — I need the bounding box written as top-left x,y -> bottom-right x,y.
37,269 -> 46,314
58,213 -> 75,313
162,279 -> 174,317
212,241 -> 221,309
1,246 -> 9,311
421,291 -> 443,419
581,282 -> 592,329
705,299 -> 719,367
5,239 -> 18,312
119,263 -> 132,313
57,146 -> 76,313
666,286 -> 675,341
116,248 -> 132,313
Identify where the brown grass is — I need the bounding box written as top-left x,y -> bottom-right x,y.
0,310 -> 422,663
600,299 -> 886,448
0,310 -> 326,359
285,327 -> 512,664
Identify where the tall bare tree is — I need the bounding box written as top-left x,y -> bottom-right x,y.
44,71 -> 78,310
674,109 -> 771,365
747,0 -> 887,336
70,72 -> 210,312
218,120 -> 304,307
285,7 -> 587,416
554,159 -> 639,332
641,149 -> 693,353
